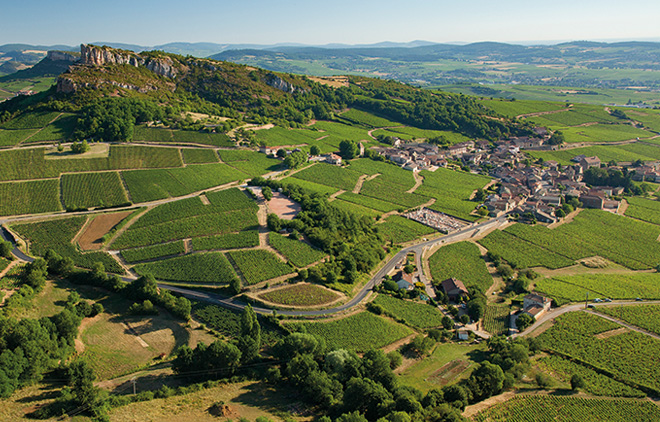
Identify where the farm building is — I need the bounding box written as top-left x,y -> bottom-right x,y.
440,277 -> 469,302
393,271 -> 416,291
457,330 -> 470,341
522,293 -> 551,319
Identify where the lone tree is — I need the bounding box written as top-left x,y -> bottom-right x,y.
310,145 -> 320,156
339,140 -> 359,159
0,240 -> 13,260
571,374 -> 586,391
262,186 -> 273,201
516,313 -> 535,332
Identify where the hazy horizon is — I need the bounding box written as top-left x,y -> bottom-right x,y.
3,0 -> 660,47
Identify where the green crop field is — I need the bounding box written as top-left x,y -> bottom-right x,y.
536,273 -> 660,303
258,283 -> 340,307
288,311 -> 413,352
503,210 -> 660,270
0,145 -> 183,182
0,110 -> 62,129
112,208 -> 258,249
417,168 -> 491,221
373,295 -> 445,329
253,125 -> 320,146
192,231 -> 259,251
537,355 -> 645,397
181,148 -> 219,164
331,199 -> 381,218
281,177 -> 340,196
555,123 -> 654,143
23,115 -> 77,143
479,98 -> 567,118
61,171 -> 129,210
538,312 -> 660,393
471,396 -> 660,422
337,192 -> 400,213
0,179 -> 61,216
339,108 -> 403,127
134,252 -> 239,285
597,305 -> 660,336
625,108 -> 660,132
310,120 -> 371,144
292,163 -> 363,191
122,163 -> 246,202
428,241 -> 493,292
625,197 -> 660,225
478,230 -> 575,269
528,142 -> 660,165
120,240 -> 186,263
377,215 -> 436,244
268,233 -> 326,267
227,249 -> 294,285
0,128 -> 38,146
372,127 -> 472,144
11,216 -> 123,273
349,159 -> 430,208
217,149 -> 281,177
483,304 -> 510,336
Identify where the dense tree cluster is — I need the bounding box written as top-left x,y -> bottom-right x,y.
251,177 -> 386,284
583,166 -> 642,194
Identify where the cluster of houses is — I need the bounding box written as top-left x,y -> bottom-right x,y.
258,145 -> 344,166
373,140 -> 491,172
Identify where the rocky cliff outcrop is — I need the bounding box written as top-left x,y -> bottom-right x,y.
266,74 -> 299,94
46,51 -> 78,62
79,44 -> 178,78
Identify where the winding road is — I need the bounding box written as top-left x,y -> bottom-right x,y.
1,215 -> 508,317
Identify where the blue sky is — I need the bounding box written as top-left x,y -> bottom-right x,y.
2,0 -> 660,46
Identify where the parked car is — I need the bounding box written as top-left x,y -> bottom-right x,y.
587,304 -> 595,309
593,298 -> 602,303
636,297 -> 644,301
603,298 -> 612,302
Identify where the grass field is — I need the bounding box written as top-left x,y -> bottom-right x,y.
288,311 -> 413,352
268,233 -> 326,267
535,273 -> 660,303
227,249 -> 294,285
11,216 -> 123,273
257,283 -> 340,307
61,171 -> 129,210
377,215 -> 436,244
134,252 -> 240,285
0,179 -> 61,216
471,396 -> 660,422
428,242 -> 493,292
373,295 -> 445,329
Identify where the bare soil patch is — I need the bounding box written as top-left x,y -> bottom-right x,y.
309,76 -> 349,88
78,211 -> 132,251
268,192 -> 301,220
428,359 -> 472,386
595,326 -> 629,339
44,142 -> 110,159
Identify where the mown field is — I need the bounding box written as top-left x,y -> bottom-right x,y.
537,312 -> 660,393
535,273 -> 660,304
288,311 -> 413,352
471,396 -> 660,422
428,242 -> 492,292
11,216 -> 123,273
373,295 -> 445,329
257,283 -> 340,307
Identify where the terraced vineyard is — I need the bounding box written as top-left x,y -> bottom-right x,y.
597,305 -> 660,336
227,249 -> 294,285
134,252 -> 239,284
268,233 -> 326,267
288,311 -> 413,352
0,179 -> 61,216
217,149 -> 281,177
258,283 -> 340,307
535,273 -> 660,303
61,171 -> 129,210
337,191 -> 399,213
538,312 -> 660,393
537,355 -> 645,397
11,216 -> 123,273
373,295 -> 445,329
181,148 -> 219,164
472,396 -> 660,422
353,159 -> 430,209
625,197 -> 660,226
292,163 -> 363,191
428,242 -> 492,292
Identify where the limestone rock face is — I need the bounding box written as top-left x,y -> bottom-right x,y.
266,74 -> 297,93
46,51 -> 78,62
79,44 -> 178,78
56,77 -> 78,94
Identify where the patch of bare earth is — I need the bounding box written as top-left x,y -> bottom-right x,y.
463,391 -> 517,418
428,359 -> 472,386
309,76 -> 349,88
78,211 -> 132,251
382,333 -> 416,354
267,192 -> 301,220
595,327 -> 629,339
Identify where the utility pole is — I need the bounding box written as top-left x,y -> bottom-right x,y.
585,292 -> 589,309
131,378 -> 136,395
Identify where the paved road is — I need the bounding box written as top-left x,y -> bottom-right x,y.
0,215 -> 508,317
